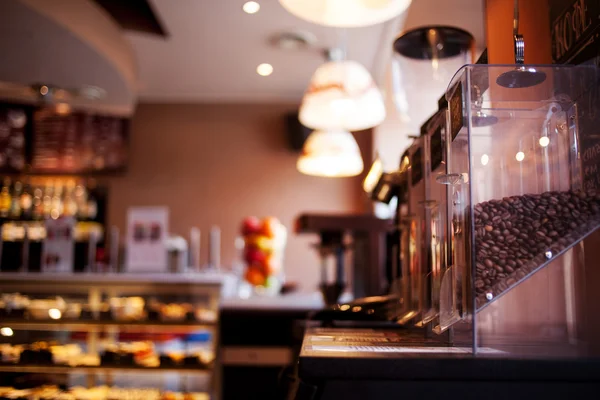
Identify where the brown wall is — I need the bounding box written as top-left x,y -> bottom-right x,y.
107,103 -> 372,291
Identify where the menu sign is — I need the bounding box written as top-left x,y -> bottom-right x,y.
125,207 -> 169,273
583,140 -> 600,192
449,82 -> 463,141
0,105 -> 29,173
550,0 -> 600,64
411,147 -> 423,186
429,124 -> 444,172
32,109 -> 128,174
42,217 -> 75,273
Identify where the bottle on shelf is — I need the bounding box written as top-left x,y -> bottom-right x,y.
63,180 -> 78,217
10,180 -> 22,220
0,178 -> 12,218
32,187 -> 43,220
42,182 -> 53,219
51,181 -> 64,220
20,179 -> 33,220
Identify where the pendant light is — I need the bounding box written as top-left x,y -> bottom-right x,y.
279,0 -> 412,28
391,26 -> 474,127
299,49 -> 386,131
297,130 -> 364,177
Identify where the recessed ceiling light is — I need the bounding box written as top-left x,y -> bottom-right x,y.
243,1 -> 260,14
515,151 -> 525,162
480,154 -> 489,166
539,136 -> 550,147
257,63 -> 273,76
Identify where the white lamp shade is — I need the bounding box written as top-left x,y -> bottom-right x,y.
279,0 -> 412,28
297,130 -> 364,177
299,60 -> 386,131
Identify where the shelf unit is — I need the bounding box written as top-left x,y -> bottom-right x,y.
0,364 -> 212,374
0,272 -> 223,398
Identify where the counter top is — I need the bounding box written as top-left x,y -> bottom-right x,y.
0,271 -> 223,285
221,292 -> 352,311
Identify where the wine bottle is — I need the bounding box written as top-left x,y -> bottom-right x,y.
10,181 -> 22,220
32,187 -> 43,220
42,183 -> 53,219
0,178 -> 12,218
20,180 -> 33,220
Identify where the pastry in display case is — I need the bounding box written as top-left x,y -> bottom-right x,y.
0,273 -> 221,398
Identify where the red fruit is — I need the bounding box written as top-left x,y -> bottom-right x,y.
260,217 -> 280,238
245,266 -> 266,286
263,254 -> 281,276
241,216 -> 262,236
244,246 -> 266,265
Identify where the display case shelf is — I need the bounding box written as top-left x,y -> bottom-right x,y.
0,364 -> 212,374
0,319 -> 216,332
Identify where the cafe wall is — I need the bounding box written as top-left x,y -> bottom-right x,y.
107,102 -> 372,292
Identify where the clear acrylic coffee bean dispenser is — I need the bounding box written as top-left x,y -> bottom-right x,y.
436,64 -> 600,356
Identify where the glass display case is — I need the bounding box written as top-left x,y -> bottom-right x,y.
0,273 -> 221,398
437,64 -> 600,356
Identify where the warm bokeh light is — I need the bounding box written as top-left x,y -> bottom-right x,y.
539,136 -> 550,147
256,63 -> 273,76
516,151 -> 525,162
243,1 -> 260,14
0,327 -> 13,337
481,154 -> 489,166
48,308 -> 62,320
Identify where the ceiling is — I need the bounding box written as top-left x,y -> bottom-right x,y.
0,0 -> 137,115
127,0 -> 400,102
0,0 -> 486,107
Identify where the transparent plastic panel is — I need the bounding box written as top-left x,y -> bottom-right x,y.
423,111 -> 451,332
445,64 -> 600,355
407,138 -> 427,325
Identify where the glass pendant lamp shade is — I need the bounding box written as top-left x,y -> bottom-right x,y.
297,130 -> 364,177
391,26 -> 474,127
279,0 -> 412,28
299,60 -> 386,131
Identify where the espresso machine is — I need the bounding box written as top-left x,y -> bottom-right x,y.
293,63 -> 600,399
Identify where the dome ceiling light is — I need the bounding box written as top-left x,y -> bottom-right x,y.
299,48 -> 386,131
297,130 -> 364,178
279,0 -> 412,28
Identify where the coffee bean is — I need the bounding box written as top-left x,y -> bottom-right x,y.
473,190 -> 600,311
475,279 -> 484,288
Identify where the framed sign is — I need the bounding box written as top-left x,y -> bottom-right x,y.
42,217 -> 75,273
550,0 -> 600,64
125,206 -> 169,272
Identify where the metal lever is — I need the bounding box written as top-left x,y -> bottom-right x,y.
513,0 -> 524,64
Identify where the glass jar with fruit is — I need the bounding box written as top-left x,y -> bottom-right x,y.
240,216 -> 287,296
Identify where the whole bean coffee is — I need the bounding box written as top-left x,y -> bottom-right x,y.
473,190 -> 600,308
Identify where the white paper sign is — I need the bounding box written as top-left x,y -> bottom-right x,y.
125,206 -> 169,272
42,217 -> 75,273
